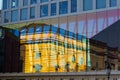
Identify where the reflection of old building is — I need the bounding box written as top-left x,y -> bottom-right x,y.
20,23 -> 90,73
0,26 -> 21,73
90,39 -> 119,70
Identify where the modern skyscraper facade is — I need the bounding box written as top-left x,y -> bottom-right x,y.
1,0 -> 120,73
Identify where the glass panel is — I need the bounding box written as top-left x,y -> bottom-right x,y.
23,0 -> 28,6
83,0 -> 93,11
11,0 -> 18,8
3,0 -> 10,10
20,8 -> 28,20
40,4 -> 48,17
96,0 -> 106,9
59,1 -> 68,14
30,7 -> 35,19
11,10 -> 18,22
40,0 -> 48,3
71,0 -> 77,13
110,0 -> 117,7
30,0 -> 37,4
4,11 -> 9,23
51,3 -> 57,16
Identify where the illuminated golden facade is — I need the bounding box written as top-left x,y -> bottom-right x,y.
20,23 -> 90,73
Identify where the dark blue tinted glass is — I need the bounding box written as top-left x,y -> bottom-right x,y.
71,0 -> 77,12
59,1 -> 68,14
11,10 -> 18,22
83,0 -> 93,11
110,0 -> 117,7
30,0 -> 37,4
21,29 -> 26,35
51,3 -> 57,16
44,25 -> 50,33
36,26 -> 42,34
28,27 -> 34,35
96,0 -> 106,9
3,0 -> 10,10
40,0 -> 48,3
4,11 -> 9,23
11,0 -> 18,8
23,0 -> 28,6
20,8 -> 28,20
40,4 -> 48,17
30,7 -> 35,19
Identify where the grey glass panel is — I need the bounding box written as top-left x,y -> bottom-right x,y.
20,8 -> 28,20
40,4 -> 48,17
83,0 -> 93,11
110,0 -> 117,7
96,0 -> 106,9
30,7 -> 35,19
59,1 -> 68,14
11,10 -> 18,22
71,0 -> 77,12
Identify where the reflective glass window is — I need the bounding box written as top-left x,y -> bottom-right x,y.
20,8 -> 28,20
30,7 -> 35,19
30,0 -> 37,4
51,26 -> 57,34
110,0 -> 117,7
40,4 -> 48,17
40,0 -> 48,3
96,0 -> 106,9
71,0 -> 77,13
43,25 -> 50,33
4,11 -> 9,23
83,0 -> 93,11
36,26 -> 42,34
11,0 -> 18,8
59,1 -> 68,14
28,27 -> 34,35
23,0 -> 28,6
51,3 -> 57,16
11,10 -> 18,22
21,28 -> 27,36
3,0 -> 10,10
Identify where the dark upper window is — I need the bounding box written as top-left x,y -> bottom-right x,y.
11,0 -> 18,8
59,1 -> 68,14
110,0 -> 117,7
23,0 -> 28,6
30,0 -> 37,4
3,0 -> 10,10
30,7 -> 35,19
20,8 -> 28,20
51,3 -> 57,16
4,11 -> 9,23
40,0 -> 48,3
71,0 -> 77,13
40,4 -> 48,17
11,10 -> 18,22
83,0 -> 93,11
96,0 -> 106,9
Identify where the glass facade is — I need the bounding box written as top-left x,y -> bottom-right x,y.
20,23 -> 90,73
30,7 -> 35,19
11,0 -> 18,8
20,8 -> 28,20
3,0 -> 10,10
30,0 -> 37,4
23,0 -> 28,6
51,3 -> 57,16
4,11 -> 9,23
71,0 -> 77,13
110,0 -> 117,7
40,4 -> 48,17
59,1 -> 68,14
11,10 -> 18,22
40,0 -> 48,3
96,0 -> 106,9
83,0 -> 93,11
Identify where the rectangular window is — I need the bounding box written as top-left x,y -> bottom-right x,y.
71,0 -> 77,13
110,0 -> 117,7
30,0 -> 37,4
23,0 -> 28,6
59,1 -> 68,14
20,8 -> 28,20
11,0 -> 18,8
40,4 -> 48,17
3,0 -> 10,10
4,11 -> 9,23
11,10 -> 18,22
40,0 -> 48,3
51,3 -> 57,16
30,7 -> 35,19
96,0 -> 106,9
83,0 -> 93,11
